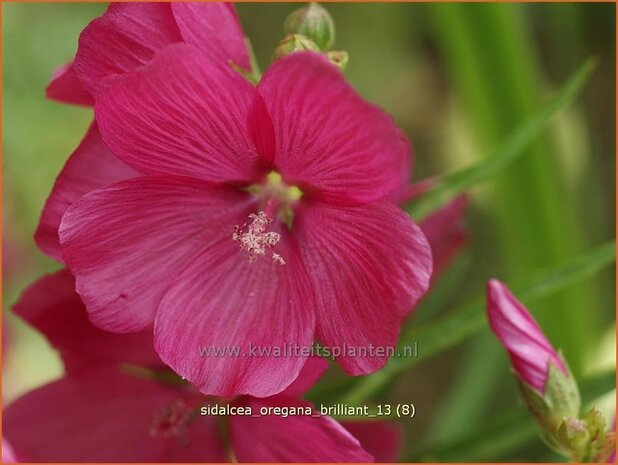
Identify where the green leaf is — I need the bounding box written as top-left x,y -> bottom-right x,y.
339,241 -> 615,405
407,57 -> 597,221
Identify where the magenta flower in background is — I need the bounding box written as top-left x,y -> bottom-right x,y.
417,194 -> 468,279
37,2 -> 249,259
57,43 -> 433,397
4,271 -> 399,462
486,279 -> 567,393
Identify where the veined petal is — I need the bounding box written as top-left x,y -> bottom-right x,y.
294,200 -> 432,375
46,61 -> 93,106
154,228 -> 315,398
230,397 -> 372,462
342,421 -> 402,462
282,356 -> 328,397
258,51 -> 410,205
13,269 -> 161,372
60,176 -> 251,333
35,122 -> 138,261
95,44 -> 268,183
74,3 -> 181,96
3,370 -> 225,462
171,3 -> 250,71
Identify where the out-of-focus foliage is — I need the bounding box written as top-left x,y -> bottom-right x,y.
2,3 -> 615,461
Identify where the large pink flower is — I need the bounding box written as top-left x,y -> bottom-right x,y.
38,2 -> 249,259
58,43 -> 433,397
4,271 -> 398,462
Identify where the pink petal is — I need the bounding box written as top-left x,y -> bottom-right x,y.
60,176 -> 251,333
171,3 -> 250,71
486,279 -> 566,392
3,370 -> 225,462
13,269 -> 161,372
95,44 -> 268,183
34,122 -> 138,261
342,421 -> 402,462
45,62 -> 93,106
154,227 -> 315,398
230,397 -> 372,462
74,3 -> 181,96
419,194 -> 469,278
283,356 -> 329,397
294,200 -> 432,375
258,51 -> 410,205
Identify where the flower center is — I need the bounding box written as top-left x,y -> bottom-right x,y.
233,172 -> 302,265
149,399 -> 196,447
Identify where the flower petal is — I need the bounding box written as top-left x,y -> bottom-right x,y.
294,200 -> 432,375
342,421 -> 402,462
154,227 -> 315,398
13,269 -> 161,372
95,44 -> 268,183
171,3 -> 250,70
230,397 -> 372,462
45,61 -> 93,106
258,51 -> 411,205
282,356 -> 328,397
74,3 -> 181,96
3,370 -> 225,462
2,439 -> 18,463
60,176 -> 251,333
35,122 -> 138,261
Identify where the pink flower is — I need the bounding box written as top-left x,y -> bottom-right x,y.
486,279 -> 567,393
4,271 -> 398,462
57,43 -> 432,397
38,2 -> 249,259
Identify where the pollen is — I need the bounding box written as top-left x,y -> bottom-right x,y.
233,211 -> 285,265
150,399 -> 195,447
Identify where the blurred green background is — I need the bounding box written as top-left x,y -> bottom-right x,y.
2,3 -> 616,462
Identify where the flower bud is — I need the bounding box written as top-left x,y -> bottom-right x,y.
556,419 -> 590,451
486,280 -> 580,431
326,50 -> 349,70
272,34 -> 320,61
487,279 -> 570,393
284,3 -> 335,51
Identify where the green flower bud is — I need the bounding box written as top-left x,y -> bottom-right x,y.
284,3 -> 335,51
516,360 -> 581,435
272,34 -> 320,61
556,419 -> 590,451
326,51 -> 349,70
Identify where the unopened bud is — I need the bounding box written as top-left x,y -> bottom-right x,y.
272,34 -> 320,61
284,3 -> 335,51
556,419 -> 590,450
326,51 -> 349,70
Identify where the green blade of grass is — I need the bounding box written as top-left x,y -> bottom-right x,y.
339,241 -> 615,406
407,57 -> 597,221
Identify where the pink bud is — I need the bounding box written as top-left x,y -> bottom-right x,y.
486,279 -> 567,393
